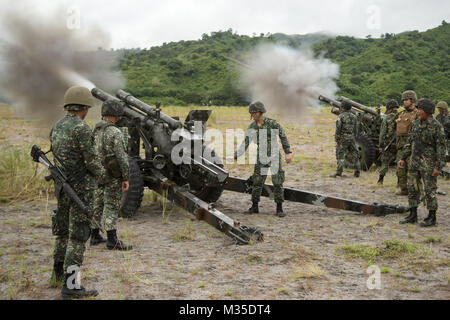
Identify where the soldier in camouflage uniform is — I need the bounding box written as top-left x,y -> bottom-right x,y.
377,99 -> 399,184
398,98 -> 446,227
90,125 -> 130,246
50,86 -> 103,299
93,100 -> 133,250
395,90 -> 421,195
234,101 -> 292,217
330,100 -> 361,178
436,101 -> 450,161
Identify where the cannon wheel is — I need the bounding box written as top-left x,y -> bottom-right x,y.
189,147 -> 224,203
355,134 -> 376,171
120,156 -> 144,217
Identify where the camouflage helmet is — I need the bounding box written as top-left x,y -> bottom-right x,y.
416,98 -> 435,115
340,100 -> 352,110
102,100 -> 124,117
63,86 -> 95,111
386,99 -> 399,109
401,90 -> 417,102
249,101 -> 266,113
436,101 -> 448,111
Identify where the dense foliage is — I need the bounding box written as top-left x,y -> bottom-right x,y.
117,22 -> 449,106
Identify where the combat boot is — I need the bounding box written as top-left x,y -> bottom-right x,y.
106,230 -> 133,251
377,175 -> 384,185
354,170 -> 360,178
276,203 -> 285,217
90,228 -> 106,246
50,261 -> 64,287
61,273 -> 98,300
329,172 -> 342,178
399,207 -> 418,224
244,202 -> 259,214
420,210 -> 436,227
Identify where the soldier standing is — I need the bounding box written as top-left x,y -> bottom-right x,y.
50,86 -> 102,299
436,101 -> 450,161
398,99 -> 446,227
330,100 -> 361,178
395,90 -> 420,195
94,100 -> 133,250
377,99 -> 399,184
234,101 -> 293,217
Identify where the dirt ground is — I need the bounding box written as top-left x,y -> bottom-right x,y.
0,105 -> 449,300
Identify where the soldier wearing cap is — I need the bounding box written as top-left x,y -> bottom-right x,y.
50,86 -> 102,299
234,101 -> 292,217
330,100 -> 361,178
398,98 -> 446,227
377,99 -> 399,184
92,100 -> 133,250
436,101 -> 450,161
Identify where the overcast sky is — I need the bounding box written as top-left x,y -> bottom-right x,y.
2,0 -> 449,48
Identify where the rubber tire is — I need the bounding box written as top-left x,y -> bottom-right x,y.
120,156 -> 144,217
189,147 -> 225,204
355,133 -> 376,171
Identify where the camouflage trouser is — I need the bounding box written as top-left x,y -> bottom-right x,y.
103,178 -> 123,231
52,188 -> 91,273
408,168 -> 438,210
379,150 -> 396,176
251,158 -> 285,203
336,138 -> 360,174
91,184 -> 104,230
396,149 -> 423,195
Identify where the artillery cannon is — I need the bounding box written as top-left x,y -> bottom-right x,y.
86,88 -> 409,244
319,95 -> 386,170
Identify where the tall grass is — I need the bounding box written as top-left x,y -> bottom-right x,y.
0,145 -> 52,203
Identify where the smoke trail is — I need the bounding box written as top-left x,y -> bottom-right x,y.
0,4 -> 125,121
239,44 -> 339,121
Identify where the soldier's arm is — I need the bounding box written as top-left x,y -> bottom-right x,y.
112,129 -> 130,181
235,124 -> 254,158
435,123 -> 447,170
379,119 -> 387,147
335,117 -> 342,142
276,122 -> 292,154
76,124 -> 102,177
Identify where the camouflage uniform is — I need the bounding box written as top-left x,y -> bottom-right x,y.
379,109 -> 398,176
335,111 -> 361,175
435,102 -> 450,159
92,126 -> 129,231
94,120 -> 129,231
236,117 -> 291,204
50,113 -> 102,272
401,117 -> 446,211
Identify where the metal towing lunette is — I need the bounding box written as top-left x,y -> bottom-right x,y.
90,88 -> 408,245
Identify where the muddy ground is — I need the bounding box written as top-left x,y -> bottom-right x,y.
0,105 -> 449,300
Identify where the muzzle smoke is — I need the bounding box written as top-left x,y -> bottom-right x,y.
0,4 -> 125,120
240,44 -> 339,121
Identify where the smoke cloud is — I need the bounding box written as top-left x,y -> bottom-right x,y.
239,44 -> 339,121
0,3 -> 125,121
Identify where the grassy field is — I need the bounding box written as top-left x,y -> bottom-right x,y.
0,103 -> 449,300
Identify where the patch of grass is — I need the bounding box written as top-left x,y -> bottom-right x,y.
173,220 -> 195,242
336,243 -> 380,264
224,290 -> 233,296
424,236 -> 442,244
406,285 -> 421,293
208,293 -> 217,300
294,263 -> 325,279
197,283 -> 206,289
381,267 -> 392,274
0,145 -> 52,202
277,288 -> 291,296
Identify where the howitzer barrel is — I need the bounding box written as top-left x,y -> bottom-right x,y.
116,90 -> 181,130
319,95 -> 359,116
91,88 -> 156,128
340,96 -> 378,116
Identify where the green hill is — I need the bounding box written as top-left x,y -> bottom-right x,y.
119,22 -> 449,106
